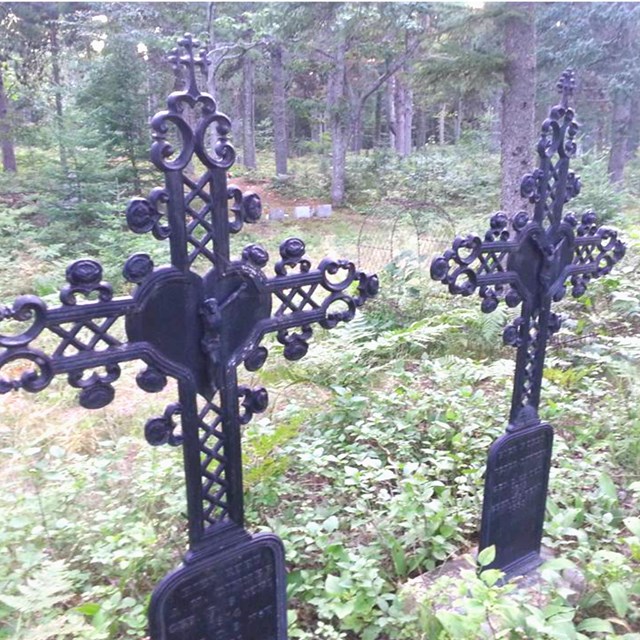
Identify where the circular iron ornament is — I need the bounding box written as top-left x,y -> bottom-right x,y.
66,259 -> 102,286
358,274 -> 380,299
244,346 -> 268,372
278,327 -> 312,361
145,404 -> 183,447
61,259 -> 113,305
283,339 -> 308,361
123,253 -> 154,284
280,238 -> 305,261
503,320 -> 523,348
430,256 -> 449,282
512,211 -> 530,232
0,348 -> 53,393
242,244 -> 269,268
145,417 -> 172,446
78,381 -> 115,409
126,198 -> 159,234
241,193 -> 262,223
136,366 -> 167,393
0,295 -> 47,348
275,237 -> 311,275
239,386 -> 270,425
490,212 -> 509,230
481,292 -> 499,314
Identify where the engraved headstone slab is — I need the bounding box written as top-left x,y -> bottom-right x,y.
479,422 -> 553,579
149,533 -> 287,640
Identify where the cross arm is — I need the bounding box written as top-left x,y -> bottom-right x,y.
430,212 -> 523,313
243,238 -> 378,363
557,211 -> 626,299
0,257 -> 188,409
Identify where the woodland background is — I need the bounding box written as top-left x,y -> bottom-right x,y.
0,3 -> 640,640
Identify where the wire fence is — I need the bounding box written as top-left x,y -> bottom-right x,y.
355,208 -> 638,352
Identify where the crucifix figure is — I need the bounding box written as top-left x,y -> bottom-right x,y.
431,69 -> 625,579
0,34 -> 378,639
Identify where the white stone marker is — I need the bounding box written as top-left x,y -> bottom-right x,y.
294,205 -> 312,219
316,204 -> 332,218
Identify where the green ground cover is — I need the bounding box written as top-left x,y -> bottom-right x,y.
0,144 -> 639,639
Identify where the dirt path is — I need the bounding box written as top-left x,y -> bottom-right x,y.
227,175 -> 330,212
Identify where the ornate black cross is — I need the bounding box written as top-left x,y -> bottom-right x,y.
431,70 -> 625,579
0,34 -> 378,639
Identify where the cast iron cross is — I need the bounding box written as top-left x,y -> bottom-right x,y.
0,34 -> 377,637
431,69 -> 625,578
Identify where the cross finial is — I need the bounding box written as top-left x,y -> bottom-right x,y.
167,33 -> 210,98
556,68 -> 575,109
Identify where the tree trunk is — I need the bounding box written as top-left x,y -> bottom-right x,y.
50,19 -> 67,174
387,77 -> 396,151
438,103 -> 447,145
350,108 -> 363,153
626,90 -> 640,161
608,89 -> 632,184
242,53 -> 256,170
0,66 -> 16,173
454,97 -> 463,143
271,43 -> 288,175
373,90 -> 382,148
415,106 -> 427,149
402,84 -> 413,155
328,41 -> 348,206
206,3 -> 218,99
392,74 -> 413,156
500,2 -> 536,213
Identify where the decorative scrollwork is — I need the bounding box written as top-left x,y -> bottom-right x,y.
145,403 -> 183,447
150,110 -> 196,172
61,259 -> 113,305
432,68 -> 626,426
68,364 -> 121,409
319,259 -> 357,292
126,188 -> 170,240
0,295 -> 47,348
195,112 -> 236,170
238,386 -> 269,425
0,348 -> 53,393
228,187 -> 262,233
167,33 -> 209,99
319,295 -> 356,330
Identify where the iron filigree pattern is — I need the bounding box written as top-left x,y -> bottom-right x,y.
0,33 -> 377,551
431,69 -> 625,427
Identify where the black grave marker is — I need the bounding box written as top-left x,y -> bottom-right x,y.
0,35 -> 378,638
431,70 -> 626,579
149,528 -> 287,640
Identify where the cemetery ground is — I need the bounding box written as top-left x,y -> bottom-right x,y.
0,143 -> 639,640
